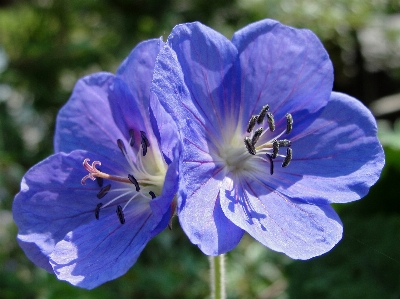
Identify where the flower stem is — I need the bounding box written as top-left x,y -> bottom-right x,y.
209,254 -> 226,299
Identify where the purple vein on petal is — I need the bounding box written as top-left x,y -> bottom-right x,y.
247,36 -> 285,117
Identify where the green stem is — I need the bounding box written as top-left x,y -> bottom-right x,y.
209,254 -> 226,299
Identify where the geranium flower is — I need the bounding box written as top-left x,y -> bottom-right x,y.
13,39 -> 179,289
151,20 -> 385,259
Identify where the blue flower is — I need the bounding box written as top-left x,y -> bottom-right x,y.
151,20 -> 385,259
13,39 -> 179,289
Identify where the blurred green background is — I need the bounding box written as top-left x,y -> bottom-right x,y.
1,0 -> 400,298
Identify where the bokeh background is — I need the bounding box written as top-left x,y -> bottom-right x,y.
1,0 -> 400,298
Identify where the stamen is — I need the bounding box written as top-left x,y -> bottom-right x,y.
266,112 -> 275,132
266,154 -> 274,175
101,190 -> 132,209
97,184 -> 111,199
247,115 -> 258,133
117,139 -> 127,155
128,174 -> 140,191
272,139 -> 279,159
141,141 -> 148,156
129,129 -> 135,146
95,203 -> 103,220
141,131 -> 150,146
286,113 -> 293,134
251,128 -> 263,145
116,205 -> 125,224
257,105 -> 270,124
140,131 -> 150,156
96,176 -> 104,187
244,137 -> 256,155
149,191 -> 156,199
282,147 -> 292,167
278,139 -> 291,147
122,193 -> 141,210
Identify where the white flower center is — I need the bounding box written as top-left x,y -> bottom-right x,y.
216,104 -> 293,176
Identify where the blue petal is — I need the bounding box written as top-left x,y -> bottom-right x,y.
107,77 -> 159,154
269,92 -> 385,203
109,39 -> 162,143
116,39 -> 162,109
232,19 -> 333,128
50,201 -> 154,289
176,137 -> 244,255
16,236 -> 54,273
12,150 -> 137,272
149,147 -> 180,237
219,176 -> 343,259
152,22 -> 239,143
54,73 -> 124,162
149,93 -> 179,164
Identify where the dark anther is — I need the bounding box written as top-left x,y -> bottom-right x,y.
272,139 -> 279,159
97,184 -> 111,199
149,191 -> 156,199
116,205 -> 125,224
141,140 -> 148,156
282,147 -> 292,168
96,176 -> 104,188
266,154 -> 274,175
286,113 -> 293,134
278,139 -> 291,147
128,174 -> 140,191
257,105 -> 270,124
117,139 -> 127,155
140,131 -> 150,156
266,112 -> 275,132
140,131 -> 150,146
244,137 -> 256,155
251,127 -> 263,145
129,129 -> 135,146
95,203 -> 103,220
247,115 -> 258,133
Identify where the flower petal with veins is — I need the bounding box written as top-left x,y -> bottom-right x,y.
152,20 -> 384,258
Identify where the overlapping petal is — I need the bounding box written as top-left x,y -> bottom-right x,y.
116,39 -> 162,117
149,93 -> 179,164
54,73 -> 123,160
177,137 -> 244,254
110,39 -> 161,144
153,22 -> 239,143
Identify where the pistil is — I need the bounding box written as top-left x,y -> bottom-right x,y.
81,159 -> 131,185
